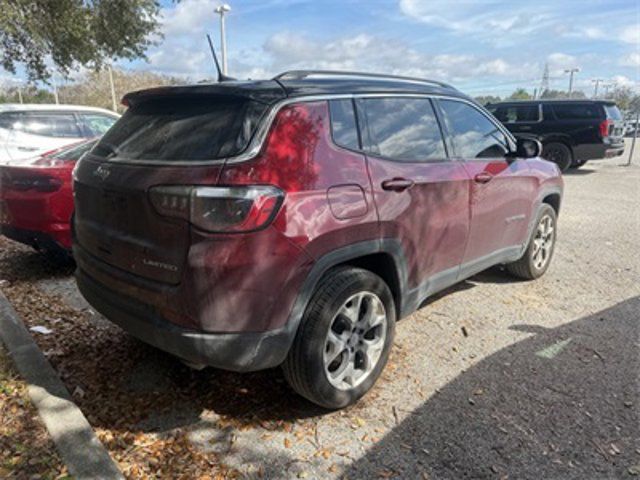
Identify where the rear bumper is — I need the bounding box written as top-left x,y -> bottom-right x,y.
573,142 -> 625,161
1,225 -> 70,252
75,266 -> 295,372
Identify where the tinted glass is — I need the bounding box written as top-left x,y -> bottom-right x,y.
50,139 -> 99,162
0,112 -> 21,130
362,97 -> 446,162
92,96 -> 266,161
81,114 -> 117,136
17,113 -> 81,137
493,105 -> 540,123
604,104 -> 622,120
329,99 -> 359,150
552,103 -> 602,120
439,100 -> 510,159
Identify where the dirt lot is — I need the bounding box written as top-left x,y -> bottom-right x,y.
1,149 -> 639,479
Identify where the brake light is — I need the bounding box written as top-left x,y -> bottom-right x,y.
599,119 -> 612,138
149,185 -> 284,233
0,171 -> 63,192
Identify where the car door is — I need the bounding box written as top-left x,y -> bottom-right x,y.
436,98 -> 537,274
358,96 -> 471,300
5,111 -> 84,160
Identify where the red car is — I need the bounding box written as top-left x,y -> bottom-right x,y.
73,71 -> 563,408
0,138 -> 97,255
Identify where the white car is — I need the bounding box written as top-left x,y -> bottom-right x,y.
0,104 -> 119,163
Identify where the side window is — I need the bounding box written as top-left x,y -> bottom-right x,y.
439,100 -> 510,159
80,114 -> 117,136
361,97 -> 446,162
16,113 -> 81,138
0,112 -> 21,130
492,105 -> 539,123
551,103 -> 600,120
514,105 -> 540,122
329,100 -> 359,150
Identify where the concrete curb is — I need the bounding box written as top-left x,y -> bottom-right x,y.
0,289 -> 123,480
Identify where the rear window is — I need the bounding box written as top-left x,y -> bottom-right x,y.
360,97 -> 446,162
551,103 -> 602,120
492,104 -> 540,123
92,96 -> 267,161
16,112 -> 81,137
604,104 -> 622,120
329,99 -> 360,150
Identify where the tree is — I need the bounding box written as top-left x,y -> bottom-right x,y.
540,89 -> 586,99
507,88 -> 532,100
0,0 -> 163,82
474,95 -> 502,106
606,86 -> 633,111
58,68 -> 183,112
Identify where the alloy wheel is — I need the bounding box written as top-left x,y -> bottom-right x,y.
323,292 -> 388,390
532,214 -> 555,270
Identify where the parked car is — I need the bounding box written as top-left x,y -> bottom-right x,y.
0,138 -> 98,255
72,71 -> 563,409
487,99 -> 625,171
0,104 -> 118,164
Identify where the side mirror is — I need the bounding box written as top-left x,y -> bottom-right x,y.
512,137 -> 542,159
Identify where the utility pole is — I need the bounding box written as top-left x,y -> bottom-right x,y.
108,65 -> 117,112
52,75 -> 59,104
603,83 -> 615,99
564,68 -> 580,98
17,85 -> 23,104
214,4 -> 231,75
591,78 -> 603,98
539,63 -> 550,98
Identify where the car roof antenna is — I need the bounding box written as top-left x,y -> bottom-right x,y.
206,34 -> 236,82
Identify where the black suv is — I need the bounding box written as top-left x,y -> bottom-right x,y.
487,100 -> 625,171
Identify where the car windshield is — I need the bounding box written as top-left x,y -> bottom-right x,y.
91,96 -> 267,162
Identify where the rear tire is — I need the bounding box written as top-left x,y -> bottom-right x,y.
282,267 -> 396,409
506,204 -> 557,280
542,142 -> 572,172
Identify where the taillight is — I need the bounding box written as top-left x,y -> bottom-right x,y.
599,119 -> 612,138
149,185 -> 284,233
1,172 -> 63,192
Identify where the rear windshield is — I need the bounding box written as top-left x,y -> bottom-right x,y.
92,96 -> 267,161
604,104 -> 622,120
551,103 -> 603,120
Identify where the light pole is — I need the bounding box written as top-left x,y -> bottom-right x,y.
214,4 -> 231,75
564,68 -> 580,98
108,65 -> 117,112
591,78 -> 603,98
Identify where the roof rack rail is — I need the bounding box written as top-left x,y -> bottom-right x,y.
273,70 -> 455,90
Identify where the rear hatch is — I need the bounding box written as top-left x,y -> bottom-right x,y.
73,85 -> 283,285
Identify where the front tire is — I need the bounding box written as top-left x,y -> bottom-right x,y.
282,267 -> 396,409
506,204 -> 557,280
542,142 -> 572,172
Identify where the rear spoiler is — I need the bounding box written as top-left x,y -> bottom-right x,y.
121,82 -> 287,108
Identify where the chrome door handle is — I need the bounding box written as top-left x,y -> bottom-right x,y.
474,172 -> 493,184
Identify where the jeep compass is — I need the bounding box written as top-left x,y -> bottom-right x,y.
72,71 -> 563,408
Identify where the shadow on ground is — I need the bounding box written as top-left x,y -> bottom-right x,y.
344,296 -> 640,479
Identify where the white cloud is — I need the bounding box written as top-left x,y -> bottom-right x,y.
621,52 -> 640,67
398,0 -> 556,45
233,31 -> 528,85
620,25 -> 640,45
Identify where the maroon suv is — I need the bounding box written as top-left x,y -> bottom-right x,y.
72,71 -> 563,408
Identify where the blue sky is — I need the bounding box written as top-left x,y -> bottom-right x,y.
6,0 -> 640,97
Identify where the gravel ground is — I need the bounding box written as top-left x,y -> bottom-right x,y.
0,146 -> 639,479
